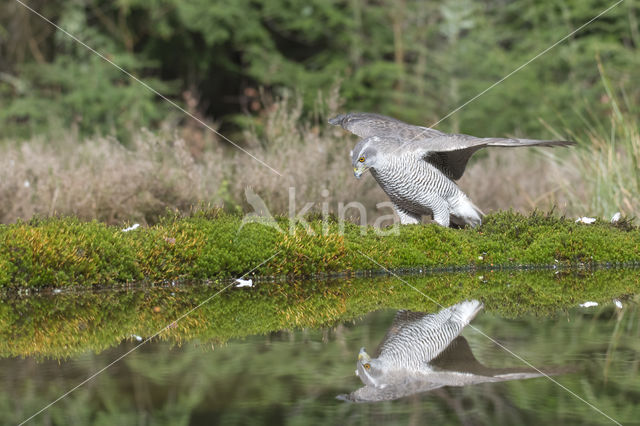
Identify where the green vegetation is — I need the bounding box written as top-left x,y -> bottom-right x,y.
2,1 -> 638,140
2,269 -> 638,359
0,209 -> 638,289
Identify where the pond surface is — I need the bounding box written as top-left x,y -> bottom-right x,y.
2,271 -> 639,425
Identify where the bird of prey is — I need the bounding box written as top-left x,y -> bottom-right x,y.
338,300 -> 566,402
329,113 -> 574,227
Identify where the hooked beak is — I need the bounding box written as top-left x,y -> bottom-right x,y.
353,167 -> 365,179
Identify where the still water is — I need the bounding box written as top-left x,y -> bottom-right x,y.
2,272 -> 639,425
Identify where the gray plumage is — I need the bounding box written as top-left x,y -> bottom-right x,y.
330,112 -> 575,227
338,300 -> 566,402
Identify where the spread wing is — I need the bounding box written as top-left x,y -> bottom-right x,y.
329,112 -> 446,140
404,134 -> 575,180
331,112 -> 574,180
337,382 -> 445,403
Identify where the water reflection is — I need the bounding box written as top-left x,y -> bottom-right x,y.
340,300 -> 565,402
1,269 -> 635,360
1,290 -> 638,424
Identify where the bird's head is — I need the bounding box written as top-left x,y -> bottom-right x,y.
355,347 -> 386,387
351,137 -> 380,178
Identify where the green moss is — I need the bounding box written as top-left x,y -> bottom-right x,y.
1,269 -> 637,359
0,210 -> 638,288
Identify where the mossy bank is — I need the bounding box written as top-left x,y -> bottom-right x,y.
3,270 -> 638,359
0,210 -> 638,289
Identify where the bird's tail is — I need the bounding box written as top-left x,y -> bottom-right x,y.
469,198 -> 485,218
451,300 -> 484,326
451,195 -> 484,228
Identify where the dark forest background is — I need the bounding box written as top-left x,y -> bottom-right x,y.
1,0 -> 638,140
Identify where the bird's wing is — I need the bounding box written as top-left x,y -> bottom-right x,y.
329,112 -> 446,140
404,134 -> 575,180
330,112 -> 573,180
338,382 -> 445,403
431,337 -> 569,382
430,336 -> 496,375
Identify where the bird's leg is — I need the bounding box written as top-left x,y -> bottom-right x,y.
431,203 -> 451,228
393,205 -> 421,225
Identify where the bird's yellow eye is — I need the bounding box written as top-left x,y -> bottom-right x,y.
358,156 -> 365,163
364,363 -> 370,370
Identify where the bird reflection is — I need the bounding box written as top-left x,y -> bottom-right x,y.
339,300 -> 564,402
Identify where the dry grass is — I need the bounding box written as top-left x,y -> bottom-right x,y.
460,118 -> 639,222
229,90 -> 386,222
0,90 -> 385,225
0,89 -> 632,225
0,130 -> 226,224
459,148 -> 579,217
552,111 -> 640,219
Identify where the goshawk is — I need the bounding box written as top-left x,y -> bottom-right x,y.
329,112 -> 574,227
338,300 -> 565,402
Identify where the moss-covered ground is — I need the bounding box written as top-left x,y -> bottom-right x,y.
2,268 -> 638,359
0,210 -> 638,289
